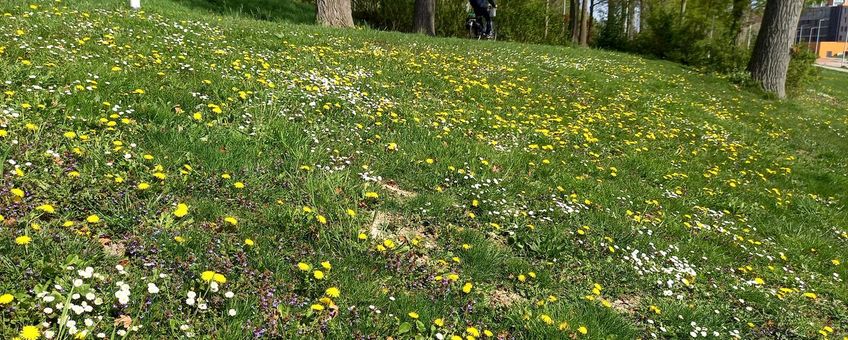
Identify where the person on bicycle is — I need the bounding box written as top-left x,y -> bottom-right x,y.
469,0 -> 496,38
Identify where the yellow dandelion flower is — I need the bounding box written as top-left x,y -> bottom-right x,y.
297,262 -> 311,271
173,203 -> 189,218
201,271 -> 215,282
0,293 -> 14,304
15,235 -> 32,245
20,325 -> 40,340
313,270 -> 325,279
86,214 -> 101,223
325,287 -> 340,298
462,282 -> 473,294
224,216 -> 238,225
36,204 -> 55,214
213,273 -> 226,283
11,188 -> 25,198
408,312 -> 419,319
244,239 -> 255,246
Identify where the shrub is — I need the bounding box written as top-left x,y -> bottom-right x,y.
785,44 -> 820,97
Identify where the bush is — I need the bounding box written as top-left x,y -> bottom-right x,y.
628,9 -> 748,73
785,44 -> 820,97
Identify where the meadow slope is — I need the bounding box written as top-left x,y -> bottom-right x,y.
1,0 -> 847,338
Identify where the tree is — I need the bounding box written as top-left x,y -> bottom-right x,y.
747,0 -> 803,98
413,0 -> 436,36
579,0 -> 591,45
317,0 -> 354,28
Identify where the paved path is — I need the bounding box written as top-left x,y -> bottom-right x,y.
816,58 -> 848,72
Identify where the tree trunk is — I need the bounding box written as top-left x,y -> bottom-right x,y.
628,0 -> 638,37
729,0 -> 748,45
589,0 -> 595,39
545,0 -> 551,40
317,0 -> 354,28
579,0 -> 590,45
570,0 -> 580,43
679,0 -> 687,21
748,0 -> 803,98
413,0 -> 436,35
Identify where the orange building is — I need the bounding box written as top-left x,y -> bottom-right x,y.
805,41 -> 848,58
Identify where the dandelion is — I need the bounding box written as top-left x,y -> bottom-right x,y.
346,209 -> 356,217
224,216 -> 238,225
11,188 -> 25,198
233,182 -> 245,189
803,292 -> 818,299
408,312 -> 419,319
577,326 -> 588,335
462,282 -> 473,294
466,327 -> 480,337
174,236 -> 186,244
244,239 -> 255,246
434,318 -> 444,327
326,287 -> 340,298
321,261 -> 332,270
86,214 -> 101,223
313,270 -> 325,279
316,215 -> 327,224
173,203 -> 189,218
201,271 -> 215,282
540,314 -> 554,325
137,182 -> 150,190
311,304 -> 324,311
364,192 -> 379,199
358,233 -> 367,240
0,293 -> 14,304
297,262 -> 311,271
36,204 -> 55,214
15,235 -> 32,245
20,325 -> 40,340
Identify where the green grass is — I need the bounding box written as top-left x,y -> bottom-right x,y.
173,0 -> 315,24
1,0 -> 847,338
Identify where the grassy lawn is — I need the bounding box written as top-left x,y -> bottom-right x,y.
1,0 -> 847,338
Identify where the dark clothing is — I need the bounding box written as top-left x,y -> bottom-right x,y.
470,0 -> 496,8
469,0 -> 495,36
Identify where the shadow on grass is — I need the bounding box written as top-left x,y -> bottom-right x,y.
172,0 -> 316,24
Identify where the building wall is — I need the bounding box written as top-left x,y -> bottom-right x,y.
806,41 -> 848,57
797,4 -> 848,43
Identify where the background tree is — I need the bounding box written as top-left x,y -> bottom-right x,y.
317,0 -> 354,27
579,0 -> 590,45
413,0 -> 436,35
747,0 -> 803,98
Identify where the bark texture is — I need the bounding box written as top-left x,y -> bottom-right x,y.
413,0 -> 436,36
579,0 -> 590,46
570,0 -> 580,43
317,0 -> 354,28
748,0 -> 803,98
